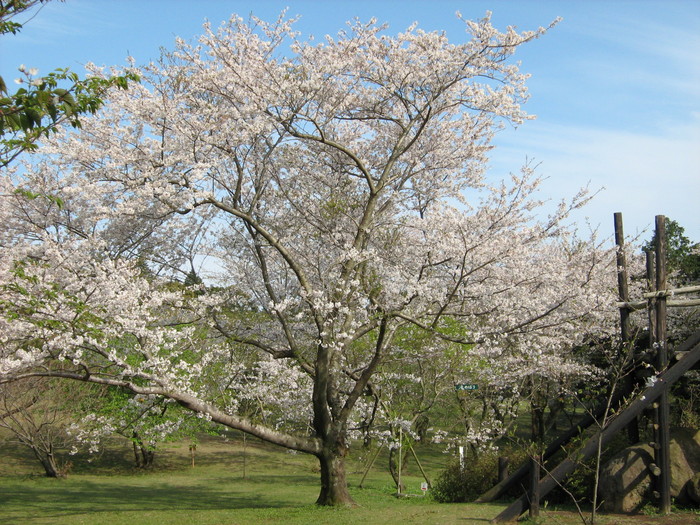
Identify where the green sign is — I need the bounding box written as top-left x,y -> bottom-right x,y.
455,383 -> 478,391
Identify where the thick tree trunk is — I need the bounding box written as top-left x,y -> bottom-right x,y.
133,442 -> 156,468
311,340 -> 356,507
316,451 -> 355,506
141,447 -> 155,468
133,440 -> 142,468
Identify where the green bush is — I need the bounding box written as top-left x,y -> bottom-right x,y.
431,448 -> 525,503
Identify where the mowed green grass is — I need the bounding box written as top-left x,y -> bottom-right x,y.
0,434 -> 499,525
0,433 -> 688,525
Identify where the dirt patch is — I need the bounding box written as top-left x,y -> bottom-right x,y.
541,510 -> 699,525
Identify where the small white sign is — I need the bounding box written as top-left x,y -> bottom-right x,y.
421,482 -> 428,492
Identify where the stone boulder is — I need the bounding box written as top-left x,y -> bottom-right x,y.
599,445 -> 655,512
670,429 -> 699,503
598,429 -> 700,512
688,473 -> 700,505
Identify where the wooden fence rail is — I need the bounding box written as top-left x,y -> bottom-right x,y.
491,328 -> 700,523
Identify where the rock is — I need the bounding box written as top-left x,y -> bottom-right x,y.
688,473 -> 700,505
599,445 -> 654,513
669,432 -> 694,503
682,429 -> 700,472
599,429 -> 700,512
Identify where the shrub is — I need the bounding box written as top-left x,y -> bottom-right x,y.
432,448 -> 526,503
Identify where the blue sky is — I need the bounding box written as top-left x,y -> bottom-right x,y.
2,0 -> 699,242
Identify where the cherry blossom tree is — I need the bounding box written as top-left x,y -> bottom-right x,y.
0,12 -> 618,505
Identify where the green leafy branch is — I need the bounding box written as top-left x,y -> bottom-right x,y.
1,0 -> 140,166
1,69 -> 140,166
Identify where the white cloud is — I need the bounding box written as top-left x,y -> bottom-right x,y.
491,114 -> 700,241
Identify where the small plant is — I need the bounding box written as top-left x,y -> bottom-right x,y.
56,460 -> 73,478
431,459 -> 473,503
640,502 -> 658,516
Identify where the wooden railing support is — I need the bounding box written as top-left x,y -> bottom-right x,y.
491,329 -> 700,523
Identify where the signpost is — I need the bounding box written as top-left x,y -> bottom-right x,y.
455,383 -> 478,391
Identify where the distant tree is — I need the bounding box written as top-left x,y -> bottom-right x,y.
0,0 -> 47,36
184,269 -> 203,287
0,377 -> 86,477
644,218 -> 700,284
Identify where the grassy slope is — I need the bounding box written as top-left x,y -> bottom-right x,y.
0,432 -> 692,525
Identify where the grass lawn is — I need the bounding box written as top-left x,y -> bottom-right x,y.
0,433 -> 696,525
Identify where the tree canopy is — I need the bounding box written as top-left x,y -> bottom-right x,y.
644,218 -> 700,284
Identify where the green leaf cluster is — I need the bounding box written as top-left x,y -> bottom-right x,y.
0,0 -> 140,166
13,187 -> 64,208
0,69 -> 140,165
0,1 -> 45,35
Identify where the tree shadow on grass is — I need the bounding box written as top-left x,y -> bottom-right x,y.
0,435 -> 137,477
0,474 -> 320,524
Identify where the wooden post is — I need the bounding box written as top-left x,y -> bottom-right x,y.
614,212 -> 639,443
654,215 -> 671,514
407,440 -> 432,488
498,456 -> 509,483
528,454 -> 540,518
614,212 -> 632,342
358,445 -> 384,488
189,443 -> 196,468
646,248 -> 656,340
242,433 -> 247,479
397,427 -> 403,496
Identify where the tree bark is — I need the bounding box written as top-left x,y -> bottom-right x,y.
389,446 -> 406,493
316,449 -> 355,506
31,446 -> 59,477
133,432 -> 155,468
133,440 -> 142,468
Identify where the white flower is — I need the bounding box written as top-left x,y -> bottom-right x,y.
29,67 -> 39,76
18,64 -> 26,72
